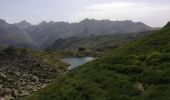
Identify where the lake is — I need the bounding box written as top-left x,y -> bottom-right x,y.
61,57 -> 94,70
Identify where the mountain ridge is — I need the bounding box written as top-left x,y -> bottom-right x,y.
20,19 -> 154,49
14,20 -> 32,30
1,18 -> 155,49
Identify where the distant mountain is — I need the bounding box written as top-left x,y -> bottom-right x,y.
24,21 -> 70,49
15,20 -> 32,30
0,19 -> 36,48
0,18 -> 154,49
24,19 -> 154,49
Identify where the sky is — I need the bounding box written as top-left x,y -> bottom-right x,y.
0,0 -> 170,27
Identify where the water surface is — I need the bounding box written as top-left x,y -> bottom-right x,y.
62,57 -> 94,70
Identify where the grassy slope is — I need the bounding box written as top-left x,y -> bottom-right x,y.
50,32 -> 149,51
24,22 -> 170,100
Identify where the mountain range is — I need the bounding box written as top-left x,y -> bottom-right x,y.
0,17 -> 169,100
0,18 -> 154,49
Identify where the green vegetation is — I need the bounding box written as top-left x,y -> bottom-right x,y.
24,22 -> 170,100
46,49 -> 101,58
50,32 -> 149,52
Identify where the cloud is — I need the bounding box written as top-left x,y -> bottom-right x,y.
67,1 -> 170,27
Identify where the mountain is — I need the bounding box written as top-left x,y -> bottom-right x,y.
0,18 -> 153,50
24,19 -> 153,49
25,21 -> 70,49
15,20 -> 32,30
24,21 -> 170,100
0,19 -> 36,48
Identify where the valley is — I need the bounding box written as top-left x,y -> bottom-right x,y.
1,0 -> 170,100
23,21 -> 170,100
0,18 -> 169,100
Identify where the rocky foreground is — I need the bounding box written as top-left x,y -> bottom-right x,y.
0,47 -> 67,100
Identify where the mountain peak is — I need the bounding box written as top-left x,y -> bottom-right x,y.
0,19 -> 6,24
15,20 -> 31,29
80,18 -> 97,23
20,20 -> 31,25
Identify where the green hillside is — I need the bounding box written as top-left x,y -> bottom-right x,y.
49,32 -> 149,51
24,22 -> 170,100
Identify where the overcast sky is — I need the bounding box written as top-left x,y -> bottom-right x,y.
0,0 -> 170,27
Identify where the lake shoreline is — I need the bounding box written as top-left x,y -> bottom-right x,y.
61,57 -> 94,70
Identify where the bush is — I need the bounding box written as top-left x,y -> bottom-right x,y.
112,64 -> 143,75
145,51 -> 161,65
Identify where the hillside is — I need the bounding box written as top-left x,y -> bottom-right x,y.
49,31 -> 150,51
24,22 -> 170,100
0,19 -> 36,49
23,19 -> 153,49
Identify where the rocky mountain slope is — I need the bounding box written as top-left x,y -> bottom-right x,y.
24,21 -> 170,100
0,47 -> 68,99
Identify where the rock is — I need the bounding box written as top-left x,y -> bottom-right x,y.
11,89 -> 19,97
0,95 -> 15,100
4,88 -> 12,94
78,48 -> 86,51
19,91 -> 29,97
31,76 -> 39,83
134,83 -> 144,92
0,84 -> 3,88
